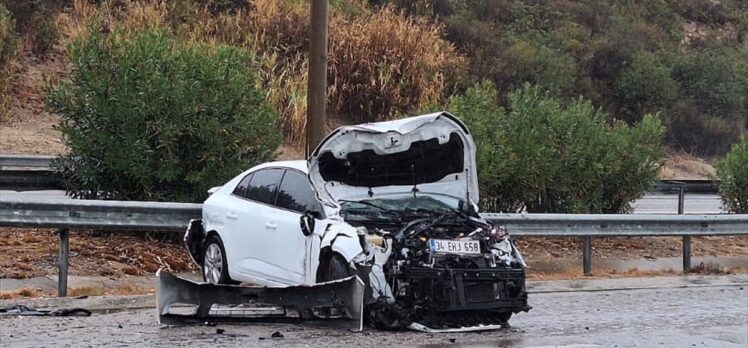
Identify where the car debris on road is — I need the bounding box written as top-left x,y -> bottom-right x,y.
0,304 -> 91,317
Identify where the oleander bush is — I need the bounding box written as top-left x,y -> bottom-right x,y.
715,138 -> 748,213
448,82 -> 665,213
47,26 -> 281,202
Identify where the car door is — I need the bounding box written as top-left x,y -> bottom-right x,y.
266,169 -> 326,285
227,168 -> 286,284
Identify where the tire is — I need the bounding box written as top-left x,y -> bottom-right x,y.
314,254 -> 351,318
497,311 -> 512,323
202,235 -> 232,285
319,254 -> 351,282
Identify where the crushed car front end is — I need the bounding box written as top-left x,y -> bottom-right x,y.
309,112 -> 531,331
340,197 -> 530,331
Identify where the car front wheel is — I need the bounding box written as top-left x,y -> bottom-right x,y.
202,235 -> 232,285
320,254 -> 351,282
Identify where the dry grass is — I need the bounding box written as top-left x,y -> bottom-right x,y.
689,261 -> 733,275
0,60 -> 16,121
328,6 -> 465,124
659,151 -> 716,179
67,286 -> 105,297
0,287 -> 49,300
0,227 -> 196,279
57,0 -> 465,145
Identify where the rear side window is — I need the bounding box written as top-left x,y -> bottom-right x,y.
245,168 -> 284,204
232,173 -> 253,197
276,170 -> 321,213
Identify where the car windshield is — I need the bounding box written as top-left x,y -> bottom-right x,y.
340,194 -> 461,219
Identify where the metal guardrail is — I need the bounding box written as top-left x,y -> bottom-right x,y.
1,196 -> 746,297
0,197 -> 202,231
482,213 -> 748,237
0,154 -> 55,168
484,212 -> 748,276
0,155 -> 61,191
0,197 -> 200,296
652,179 -> 719,194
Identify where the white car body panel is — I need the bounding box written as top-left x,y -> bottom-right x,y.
202,160 -> 360,286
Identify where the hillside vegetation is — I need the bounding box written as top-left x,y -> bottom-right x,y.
2,0 -> 745,155
383,0 -> 747,157
0,0 -> 744,207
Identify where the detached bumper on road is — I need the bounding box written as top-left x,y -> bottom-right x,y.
155,270 -> 365,331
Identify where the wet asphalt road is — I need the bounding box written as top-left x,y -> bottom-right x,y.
2,283 -> 746,348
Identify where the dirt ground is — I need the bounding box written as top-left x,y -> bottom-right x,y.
0,227 -> 745,281
0,47 -> 67,155
0,227 -> 196,279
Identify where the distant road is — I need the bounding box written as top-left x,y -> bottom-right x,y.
631,193 -> 724,214
0,191 -> 726,214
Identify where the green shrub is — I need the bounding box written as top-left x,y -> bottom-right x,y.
615,51 -> 679,122
672,0 -> 729,26
47,26 -> 281,202
0,4 -> 16,63
499,39 -> 577,98
384,0 -> 747,156
0,4 -> 17,121
672,49 -> 747,122
664,102 -> 742,157
30,10 -> 59,56
715,138 -> 748,213
450,82 -> 665,213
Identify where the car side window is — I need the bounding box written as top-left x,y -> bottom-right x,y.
276,170 -> 322,214
245,168 -> 283,204
232,173 -> 253,197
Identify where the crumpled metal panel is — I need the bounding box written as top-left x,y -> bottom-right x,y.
156,270 -> 365,331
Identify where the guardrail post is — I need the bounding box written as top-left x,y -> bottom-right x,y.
678,187 -> 691,272
58,228 -> 69,297
583,236 -> 592,275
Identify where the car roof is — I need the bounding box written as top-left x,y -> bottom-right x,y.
251,159 -> 307,173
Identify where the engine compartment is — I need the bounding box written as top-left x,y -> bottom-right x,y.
344,206 -> 530,330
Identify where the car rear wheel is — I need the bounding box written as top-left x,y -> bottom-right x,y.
202,235 -> 232,285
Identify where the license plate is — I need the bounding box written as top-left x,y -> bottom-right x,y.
429,239 -> 481,255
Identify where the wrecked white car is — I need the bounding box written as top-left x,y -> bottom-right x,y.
183,112 -> 530,331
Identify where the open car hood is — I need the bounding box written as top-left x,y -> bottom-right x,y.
308,112 -> 479,207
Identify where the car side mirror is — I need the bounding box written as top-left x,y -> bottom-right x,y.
299,211 -> 317,236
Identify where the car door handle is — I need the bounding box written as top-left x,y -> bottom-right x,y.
265,222 -> 277,230
226,212 -> 238,220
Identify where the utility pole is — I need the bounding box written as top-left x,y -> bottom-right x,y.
306,0 -> 329,156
